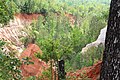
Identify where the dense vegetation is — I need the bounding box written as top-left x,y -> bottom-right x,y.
0,0 -> 17,25
0,0 -> 110,79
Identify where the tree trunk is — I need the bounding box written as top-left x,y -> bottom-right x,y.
100,0 -> 120,80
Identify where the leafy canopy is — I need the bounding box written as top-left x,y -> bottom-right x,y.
0,0 -> 16,25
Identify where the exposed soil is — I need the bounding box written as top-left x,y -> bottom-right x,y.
15,13 -> 76,25
19,43 -> 48,77
15,13 -> 42,21
67,61 -> 102,80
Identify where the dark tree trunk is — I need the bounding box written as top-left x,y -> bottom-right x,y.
100,0 -> 120,80
58,60 -> 66,80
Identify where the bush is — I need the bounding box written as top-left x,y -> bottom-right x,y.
0,0 -> 16,25
67,44 -> 104,70
0,40 -> 22,80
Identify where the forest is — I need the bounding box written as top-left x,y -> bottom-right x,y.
0,0 -> 117,80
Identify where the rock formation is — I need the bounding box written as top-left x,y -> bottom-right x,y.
81,26 -> 107,53
0,13 -> 41,56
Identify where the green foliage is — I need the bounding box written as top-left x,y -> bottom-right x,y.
22,57 -> 34,65
26,76 -> 36,80
23,0 -> 109,72
26,68 -> 51,80
80,44 -> 104,67
20,0 -> 35,14
0,40 -> 5,47
0,40 -> 35,80
59,0 -> 110,5
0,40 -> 22,80
66,75 -> 92,80
38,68 -> 51,80
13,0 -> 61,14
0,54 -> 22,80
0,0 -> 17,25
66,44 -> 104,71
32,13 -> 73,62
13,0 -> 110,17
0,0 -> 110,79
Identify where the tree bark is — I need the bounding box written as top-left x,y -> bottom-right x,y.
100,0 -> 120,80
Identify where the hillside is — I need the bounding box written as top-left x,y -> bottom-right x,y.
0,0 -> 110,80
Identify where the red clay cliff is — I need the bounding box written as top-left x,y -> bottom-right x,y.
19,44 -> 48,77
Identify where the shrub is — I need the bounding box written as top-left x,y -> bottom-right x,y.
0,40 -> 22,80
68,44 -> 104,70
0,0 -> 16,25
